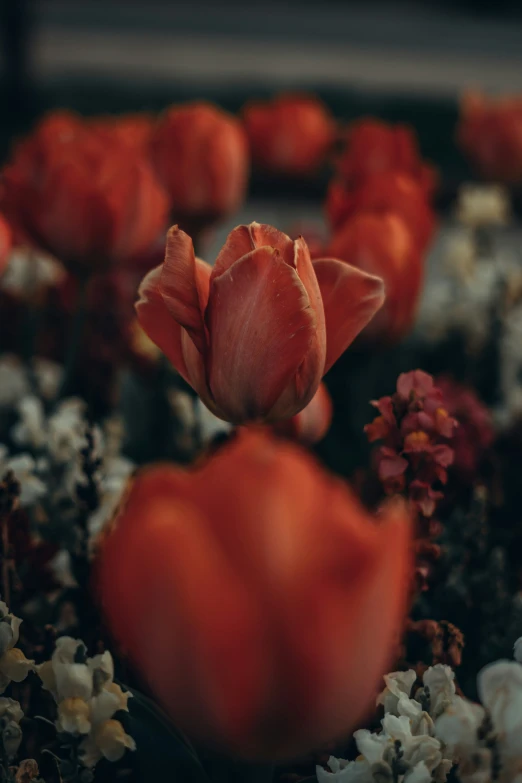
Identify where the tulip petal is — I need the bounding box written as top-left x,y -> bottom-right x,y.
206,247 -> 316,423
136,265 -> 190,383
212,222 -> 295,280
313,258 -> 385,372
160,226 -> 211,354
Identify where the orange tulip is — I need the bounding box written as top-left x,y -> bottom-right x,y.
2,112 -> 169,276
337,118 -> 437,195
242,93 -> 336,176
136,222 -> 384,424
457,90 -> 522,183
0,214 -> 12,276
326,171 -> 436,253
273,381 -> 333,444
88,113 -> 154,153
150,102 -> 249,224
97,428 -> 412,759
328,212 -> 423,344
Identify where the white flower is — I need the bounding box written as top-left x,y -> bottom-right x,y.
79,719 -> 136,767
421,665 -> 456,718
11,396 -> 47,450
87,455 -> 134,540
33,358 -> 63,400
435,696 -> 485,755
0,450 -> 47,506
377,669 -> 417,715
2,720 -> 22,759
0,697 -> 23,724
1,248 -> 65,298
455,184 -> 510,228
478,660 -> 522,758
444,229 -> 476,282
381,715 -> 444,776
57,697 -> 91,735
405,762 -> 432,783
0,604 -> 34,693
514,637 -> 522,663
354,728 -> 389,766
0,356 -> 30,408
316,756 -> 371,782
47,399 -> 90,464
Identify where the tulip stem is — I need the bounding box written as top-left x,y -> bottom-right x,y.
59,276 -> 89,399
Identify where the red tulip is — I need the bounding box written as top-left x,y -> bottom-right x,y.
337,118 -> 437,194
328,212 -> 422,344
150,102 -> 249,225
136,222 -> 384,424
326,171 -> 436,253
273,381 -> 333,444
457,90 -> 522,183
2,112 -> 169,276
88,113 -> 154,153
242,93 -> 336,176
97,428 -> 412,759
0,214 -> 13,276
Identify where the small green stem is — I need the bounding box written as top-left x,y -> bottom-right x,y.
58,276 -> 89,399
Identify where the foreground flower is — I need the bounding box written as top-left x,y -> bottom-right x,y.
336,118 -> 437,194
137,222 -> 384,424
150,102 -> 249,226
326,171 -> 436,253
2,112 -> 169,275
98,429 -> 412,759
457,90 -> 522,183
328,212 -> 422,344
365,370 -> 458,517
242,93 -> 336,176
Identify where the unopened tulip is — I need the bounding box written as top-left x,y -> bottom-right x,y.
326,171 -> 436,253
2,113 -> 169,276
136,222 -> 384,424
328,212 -> 422,344
97,429 -> 412,759
150,102 -> 249,225
337,118 -> 437,195
273,381 -> 333,444
242,93 -> 336,176
457,91 -> 522,184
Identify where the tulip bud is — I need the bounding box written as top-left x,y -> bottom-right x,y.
137,221 -> 384,424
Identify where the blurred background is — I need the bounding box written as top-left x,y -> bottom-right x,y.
2,0 -> 522,178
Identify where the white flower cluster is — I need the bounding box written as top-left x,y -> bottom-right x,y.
0,378 -> 134,538
318,639 -> 522,783
0,601 -> 34,694
317,664 -> 455,783
455,184 -> 510,229
38,637 -> 135,768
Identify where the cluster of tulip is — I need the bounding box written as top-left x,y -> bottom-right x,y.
0,86 -> 517,783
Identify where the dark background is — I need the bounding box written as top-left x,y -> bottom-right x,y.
2,0 -> 522,180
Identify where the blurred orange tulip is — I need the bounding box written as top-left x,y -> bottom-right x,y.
2,113 -> 169,276
150,102 -> 249,225
337,118 -> 437,195
273,381 -> 333,444
136,222 -> 384,424
457,90 -> 522,183
328,212 -> 423,344
242,93 -> 336,176
0,214 -> 12,276
326,171 -> 436,253
88,113 -> 154,152
97,428 -> 412,759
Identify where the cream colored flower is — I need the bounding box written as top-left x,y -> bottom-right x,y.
56,697 -> 91,735
0,697 -> 23,724
478,660 -> 522,758
456,184 -> 510,228
435,695 -> 485,755
0,605 -> 34,693
377,669 -> 417,715
420,665 -> 456,718
80,719 -> 136,767
316,756 -> 370,782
